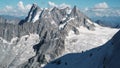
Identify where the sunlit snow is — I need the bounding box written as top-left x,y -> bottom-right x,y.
64,24 -> 119,54
32,11 -> 41,23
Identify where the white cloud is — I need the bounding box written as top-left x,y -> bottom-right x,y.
2,5 -> 13,13
84,7 -> 89,11
59,3 -> 71,8
48,1 -> 71,9
48,1 -> 58,7
0,1 -> 32,16
85,8 -> 120,17
0,1 -> 71,16
0,5 -> 15,14
18,1 -> 25,10
17,1 -> 32,13
5,6 -> 13,10
25,4 -> 32,10
94,2 -> 108,9
83,2 -> 120,17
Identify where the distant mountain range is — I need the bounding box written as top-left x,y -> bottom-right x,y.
0,15 -> 24,20
0,3 -> 119,68
91,16 -> 120,28
0,15 -> 23,24
1,14 -> 120,28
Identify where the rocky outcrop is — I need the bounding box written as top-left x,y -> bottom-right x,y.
0,4 -> 95,68
17,4 -> 95,68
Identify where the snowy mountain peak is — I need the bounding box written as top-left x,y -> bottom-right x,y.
25,4 -> 42,23
0,3 -> 120,68
73,5 -> 77,11
21,5 -> 95,31
70,6 -> 79,17
32,3 -> 38,9
51,7 -> 59,11
69,6 -> 86,18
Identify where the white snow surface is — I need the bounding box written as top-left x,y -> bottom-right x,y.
45,41 -> 114,68
64,24 -> 119,54
0,33 -> 40,68
32,11 -> 41,23
62,17 -> 66,21
51,20 -> 56,25
44,24 -> 119,68
59,17 -> 75,30
67,17 -> 75,22
59,22 -> 67,30
12,33 -> 40,66
66,9 -> 72,14
0,23 -> 119,68
27,11 -> 33,22
86,19 -> 93,24
0,37 -> 9,44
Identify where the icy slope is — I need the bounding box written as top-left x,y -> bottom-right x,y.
0,4 -> 119,68
64,24 -> 119,54
0,34 -> 39,68
44,29 -> 120,68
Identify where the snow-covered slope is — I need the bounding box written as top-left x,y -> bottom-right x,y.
0,34 -> 40,68
0,3 -> 119,68
64,24 -> 119,54
25,4 -> 42,23
44,28 -> 120,68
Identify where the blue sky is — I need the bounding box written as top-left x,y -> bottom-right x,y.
0,0 -> 120,17
0,0 -> 120,8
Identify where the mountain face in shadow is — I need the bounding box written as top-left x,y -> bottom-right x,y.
17,4 -> 95,68
0,4 -> 96,68
44,30 -> 120,68
0,3 -> 119,68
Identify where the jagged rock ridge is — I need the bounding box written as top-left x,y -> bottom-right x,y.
0,4 -> 96,68
18,4 -> 95,68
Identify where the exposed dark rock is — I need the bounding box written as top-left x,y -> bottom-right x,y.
0,4 -> 95,68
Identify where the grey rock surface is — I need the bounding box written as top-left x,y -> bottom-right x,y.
0,4 -> 95,68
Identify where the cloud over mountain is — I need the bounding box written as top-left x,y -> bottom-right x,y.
0,1 -> 32,16
48,1 -> 71,9
0,1 -> 120,17
84,2 -> 120,17
94,2 -> 109,9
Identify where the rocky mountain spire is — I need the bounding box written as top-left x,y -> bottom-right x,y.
69,6 -> 85,18
25,4 -> 42,23
70,6 -> 79,17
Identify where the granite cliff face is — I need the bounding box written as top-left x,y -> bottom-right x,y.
0,4 -> 97,68
19,4 -> 95,68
